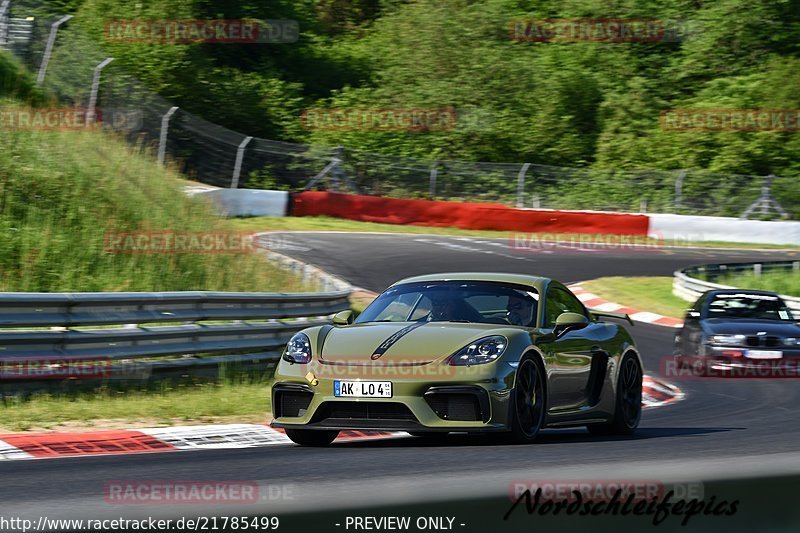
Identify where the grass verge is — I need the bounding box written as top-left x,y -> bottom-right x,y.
712,271 -> 800,297
0,380 -> 272,433
230,216 -> 800,250
580,277 -> 691,319
0,124 -> 310,292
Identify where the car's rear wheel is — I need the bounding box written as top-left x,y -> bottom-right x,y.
285,429 -> 339,446
587,353 -> 642,436
507,356 -> 546,444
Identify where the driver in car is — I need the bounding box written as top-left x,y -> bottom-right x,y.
428,293 -> 461,321
506,294 -> 535,326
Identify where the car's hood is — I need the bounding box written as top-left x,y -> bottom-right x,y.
319,321 -> 514,365
703,319 -> 800,336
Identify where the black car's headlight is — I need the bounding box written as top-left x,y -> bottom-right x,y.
283,333 -> 312,363
708,334 -> 746,346
784,337 -> 800,347
449,336 -> 507,366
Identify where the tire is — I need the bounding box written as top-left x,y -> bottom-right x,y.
507,355 -> 546,444
285,429 -> 339,446
587,353 -> 642,436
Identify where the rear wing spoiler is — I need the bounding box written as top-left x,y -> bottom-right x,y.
590,309 -> 634,325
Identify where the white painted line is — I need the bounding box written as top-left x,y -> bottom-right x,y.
592,302 -> 625,312
140,424 -> 291,450
629,311 -> 665,322
0,440 -> 34,460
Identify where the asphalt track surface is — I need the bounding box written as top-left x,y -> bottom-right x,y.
2,232 -> 799,529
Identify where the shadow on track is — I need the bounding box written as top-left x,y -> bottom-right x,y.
329,426 -> 738,449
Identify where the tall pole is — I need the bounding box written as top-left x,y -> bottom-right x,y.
86,57 -> 113,125
516,163 -> 531,208
158,106 -> 179,166
230,136 -> 253,188
36,14 -> 73,86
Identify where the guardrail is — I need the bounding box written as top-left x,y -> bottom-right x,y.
0,290 -> 350,392
673,260 -> 800,312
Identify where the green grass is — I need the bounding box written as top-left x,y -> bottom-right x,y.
0,55 -> 307,431
0,117 -> 309,292
713,271 -> 800,297
580,277 -> 691,319
0,380 -> 273,433
230,216 -> 800,250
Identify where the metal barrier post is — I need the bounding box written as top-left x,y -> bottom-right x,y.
516,163 -> 530,208
86,57 -> 113,125
230,136 -> 253,188
36,14 -> 72,86
157,106 -> 179,166
742,174 -> 788,219
0,0 -> 10,47
429,161 -> 438,199
675,169 -> 687,211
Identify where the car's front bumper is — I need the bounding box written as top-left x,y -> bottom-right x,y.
270,359 -> 518,432
678,346 -> 800,377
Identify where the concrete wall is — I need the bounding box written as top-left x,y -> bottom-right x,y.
196,189 -> 289,217
649,213 -> 800,245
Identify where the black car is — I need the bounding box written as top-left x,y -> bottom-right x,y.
674,290 -> 800,376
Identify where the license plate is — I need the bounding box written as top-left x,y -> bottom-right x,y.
745,350 -> 783,360
334,380 -> 392,398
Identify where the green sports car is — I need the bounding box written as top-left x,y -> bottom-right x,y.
271,273 -> 643,446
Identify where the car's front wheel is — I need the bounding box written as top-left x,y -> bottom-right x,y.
587,353 -> 642,436
507,355 -> 546,444
285,429 -> 339,446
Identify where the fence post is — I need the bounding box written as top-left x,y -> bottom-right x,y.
754,264 -> 762,278
157,106 -> 179,166
742,174 -> 788,219
675,169 -> 687,211
516,163 -> 530,208
302,157 -> 341,191
36,14 -> 72,86
429,161 -> 438,199
86,57 -> 113,125
0,0 -> 10,47
230,136 -> 253,189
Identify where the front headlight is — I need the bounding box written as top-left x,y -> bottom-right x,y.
448,336 -> 507,366
709,334 -> 746,346
283,333 -> 311,363
784,337 -> 800,347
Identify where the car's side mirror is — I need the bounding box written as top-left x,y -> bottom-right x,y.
554,312 -> 589,336
332,310 -> 355,326
686,310 -> 700,319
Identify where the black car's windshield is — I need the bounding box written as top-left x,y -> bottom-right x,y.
706,293 -> 795,321
355,281 -> 540,327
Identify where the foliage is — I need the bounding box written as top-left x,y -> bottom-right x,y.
22,0 -> 800,205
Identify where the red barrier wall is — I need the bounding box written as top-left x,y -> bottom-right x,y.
291,192 -> 649,235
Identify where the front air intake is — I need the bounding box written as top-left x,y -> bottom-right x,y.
273,384 -> 313,418
424,386 -> 489,422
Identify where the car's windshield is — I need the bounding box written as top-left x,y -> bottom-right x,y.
706,293 -> 795,321
355,281 -> 540,327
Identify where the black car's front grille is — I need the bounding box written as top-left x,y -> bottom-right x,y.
745,336 -> 782,347
423,386 -> 490,422
274,388 -> 313,418
425,394 -> 482,421
312,402 -> 417,423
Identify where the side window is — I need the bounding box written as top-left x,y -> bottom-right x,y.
545,287 -> 586,328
